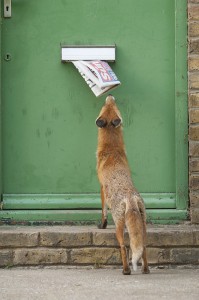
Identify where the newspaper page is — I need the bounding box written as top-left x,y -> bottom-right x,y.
72,60 -> 121,97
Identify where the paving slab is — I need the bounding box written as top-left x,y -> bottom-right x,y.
0,266 -> 199,300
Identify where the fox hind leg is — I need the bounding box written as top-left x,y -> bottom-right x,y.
138,199 -> 150,274
115,220 -> 131,275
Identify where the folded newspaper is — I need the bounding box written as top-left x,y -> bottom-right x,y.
72,60 -> 121,97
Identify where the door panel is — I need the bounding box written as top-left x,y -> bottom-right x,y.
1,0 -> 187,216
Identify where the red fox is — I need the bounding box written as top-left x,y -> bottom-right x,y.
96,95 -> 150,275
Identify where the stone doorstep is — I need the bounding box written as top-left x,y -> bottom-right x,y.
0,224 -> 199,267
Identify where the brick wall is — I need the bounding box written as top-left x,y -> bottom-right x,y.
188,0 -> 199,223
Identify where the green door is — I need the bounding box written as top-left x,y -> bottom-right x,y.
0,0 -> 188,224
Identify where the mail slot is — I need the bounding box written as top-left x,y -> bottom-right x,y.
61,45 -> 116,62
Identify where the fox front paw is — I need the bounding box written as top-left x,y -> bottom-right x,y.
123,268 -> 131,275
97,219 -> 108,229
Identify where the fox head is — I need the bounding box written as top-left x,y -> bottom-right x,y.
96,95 -> 122,129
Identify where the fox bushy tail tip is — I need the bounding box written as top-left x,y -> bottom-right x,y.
131,247 -> 143,271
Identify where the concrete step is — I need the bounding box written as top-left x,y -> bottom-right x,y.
0,224 -> 199,268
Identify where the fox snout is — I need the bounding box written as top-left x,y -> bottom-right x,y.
106,94 -> 115,103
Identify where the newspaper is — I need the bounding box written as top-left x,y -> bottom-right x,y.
72,60 -> 121,97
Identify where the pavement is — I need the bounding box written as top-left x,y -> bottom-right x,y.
0,266 -> 199,300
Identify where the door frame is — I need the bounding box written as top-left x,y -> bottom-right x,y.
175,0 -> 188,211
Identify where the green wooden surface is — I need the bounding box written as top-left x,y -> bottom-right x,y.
2,193 -> 176,210
175,0 -> 188,210
0,1 -> 2,196
0,0 -> 188,223
0,209 -> 187,225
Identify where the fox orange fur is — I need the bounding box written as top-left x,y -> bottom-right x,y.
96,95 -> 150,275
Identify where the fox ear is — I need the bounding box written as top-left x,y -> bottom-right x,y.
111,118 -> 122,128
96,118 -> 107,128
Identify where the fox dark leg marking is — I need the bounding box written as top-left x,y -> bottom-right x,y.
141,247 -> 150,274
98,186 -> 108,229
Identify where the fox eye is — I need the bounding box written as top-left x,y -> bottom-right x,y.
96,118 -> 107,128
111,118 -> 121,127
